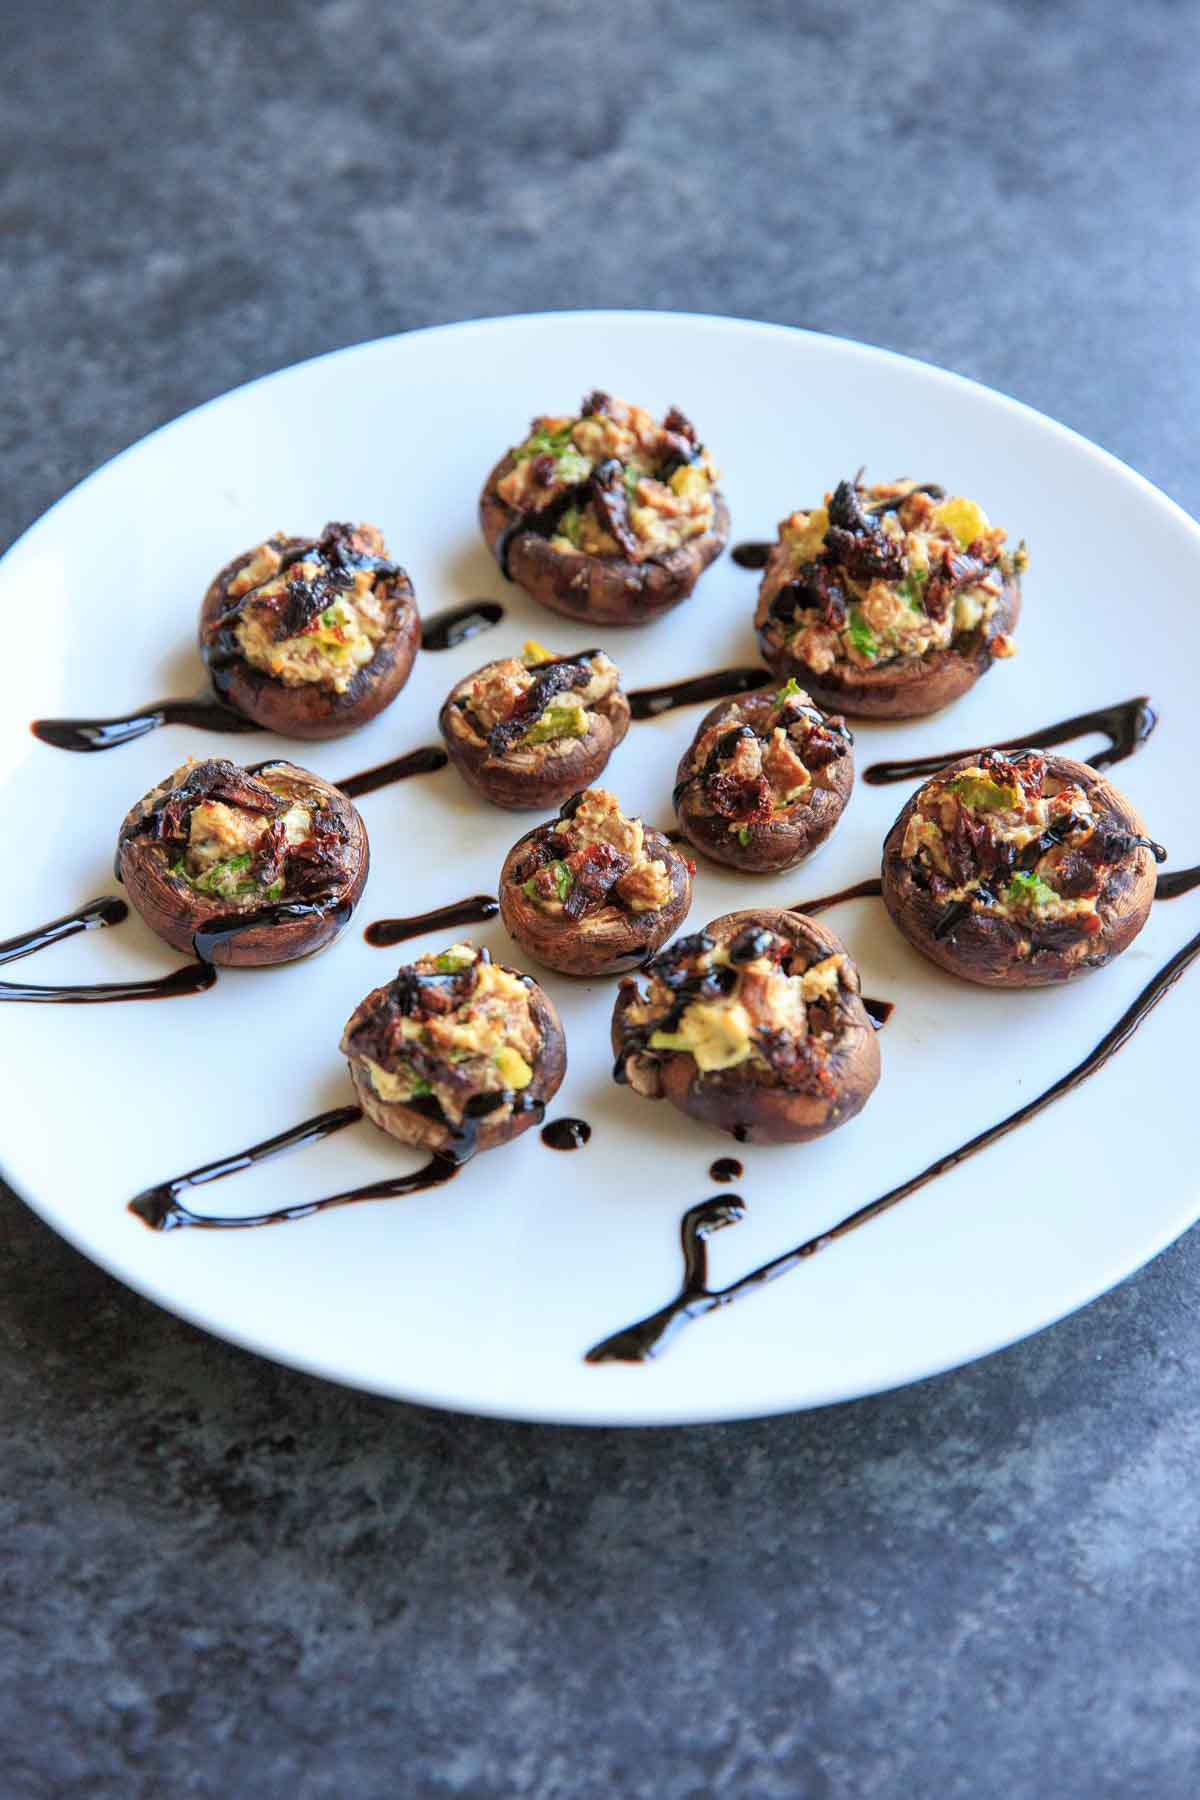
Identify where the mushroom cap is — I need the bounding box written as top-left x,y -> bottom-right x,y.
881,753 -> 1157,986
498,823 -> 693,976
480,450 -> 730,627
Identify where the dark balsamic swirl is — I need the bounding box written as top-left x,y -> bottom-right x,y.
130,1090 -> 540,1231
863,696 -> 1158,786
587,924 -> 1200,1362
421,600 -> 503,651
31,691 -> 262,754
0,895 -> 215,1004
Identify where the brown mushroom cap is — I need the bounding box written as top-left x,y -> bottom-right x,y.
438,656 -> 631,811
198,533 -> 420,739
881,753 -> 1158,986
499,820 -> 694,977
674,692 -> 855,874
343,972 -> 566,1156
116,759 -> 369,968
480,450 -> 730,627
756,569 -> 1021,721
611,907 -> 881,1144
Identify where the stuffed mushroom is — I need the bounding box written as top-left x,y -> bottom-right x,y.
754,477 -> 1024,719
116,756 -> 369,966
499,788 -> 694,977
674,677 -> 854,873
439,640 -> 631,810
199,520 -> 419,738
340,943 -> 566,1156
881,751 -> 1162,986
612,908 -> 880,1144
479,391 -> 729,626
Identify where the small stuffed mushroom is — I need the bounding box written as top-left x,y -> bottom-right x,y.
499,788 -> 694,977
479,391 -> 730,626
881,751 -> 1162,987
754,477 -> 1025,720
674,677 -> 854,873
116,756 -> 369,966
199,520 -> 420,738
611,908 -> 880,1144
439,639 -> 631,810
339,943 -> 566,1156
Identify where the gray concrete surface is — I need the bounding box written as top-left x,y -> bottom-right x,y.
3,1 -> 1199,1794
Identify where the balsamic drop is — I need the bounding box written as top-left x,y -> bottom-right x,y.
541,1118 -> 592,1151
365,896 -> 499,949
421,601 -> 504,652
628,667 -> 771,721
862,696 -> 1158,786
31,691 -> 261,754
335,746 -> 449,800
730,541 -> 771,570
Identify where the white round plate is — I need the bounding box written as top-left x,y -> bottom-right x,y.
2,312 -> 1197,1425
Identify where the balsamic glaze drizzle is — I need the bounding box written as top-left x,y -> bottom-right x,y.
0,895 -> 215,1004
541,1118 -> 592,1151
1156,866 -> 1200,901
421,600 -> 504,652
587,924 -> 1200,1363
793,877 -> 883,916
708,1157 -> 743,1183
193,897 -> 353,964
863,997 -> 894,1030
730,541 -> 772,570
365,896 -> 499,948
31,690 -> 261,754
1,963 -> 216,1005
628,668 -> 771,721
335,746 -> 449,799
862,696 -> 1158,787
129,1090 -> 535,1231
0,896 -> 128,967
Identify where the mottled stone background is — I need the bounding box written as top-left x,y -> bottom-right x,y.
3,2 -> 1199,1795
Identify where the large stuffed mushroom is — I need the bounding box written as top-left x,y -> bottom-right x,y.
611,909 -> 880,1144
439,640 -> 631,810
199,521 -> 420,738
674,678 -> 854,873
116,756 -> 369,966
881,751 -> 1162,986
754,478 -> 1024,719
340,944 -> 566,1157
480,391 -> 730,626
499,788 -> 694,977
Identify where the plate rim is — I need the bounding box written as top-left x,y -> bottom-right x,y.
4,307 -> 1199,1427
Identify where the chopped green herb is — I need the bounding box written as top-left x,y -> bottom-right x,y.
623,461 -> 648,502
522,863 -> 574,908
949,774 -> 1020,812
737,827 -> 751,847
517,422 -> 576,460
515,423 -> 590,486
320,607 -> 339,628
847,607 -> 878,659
523,700 -> 588,746
556,448 -> 592,486
1006,870 -> 1058,908
264,881 -> 284,902
434,947 -> 475,973
897,567 -> 929,610
410,1077 -> 433,1096
187,852 -> 260,901
774,676 -> 804,707
557,506 -> 583,547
